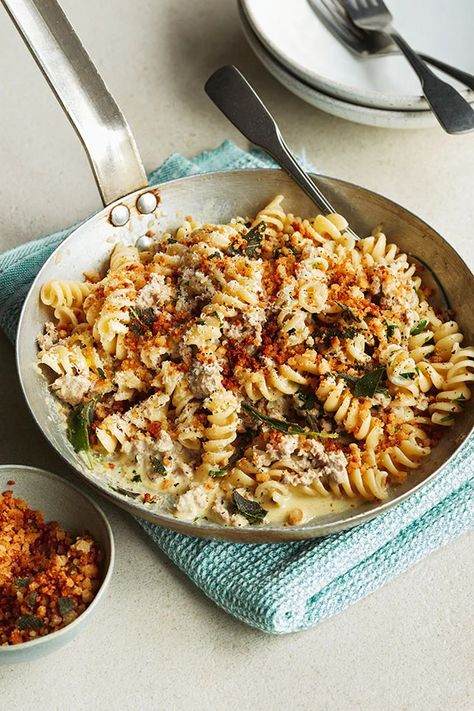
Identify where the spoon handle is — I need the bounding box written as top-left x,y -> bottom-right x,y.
419,54 -> 474,92
390,32 -> 474,135
205,65 -> 336,215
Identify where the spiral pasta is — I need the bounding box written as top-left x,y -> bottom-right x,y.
429,347 -> 474,425
251,194 -> 286,237
41,280 -> 92,310
40,280 -> 93,328
316,377 -> 383,449
36,195 -> 473,527
109,243 -> 140,272
198,391 -> 240,477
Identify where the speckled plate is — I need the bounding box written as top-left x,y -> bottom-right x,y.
241,0 -> 474,111
239,3 -> 437,129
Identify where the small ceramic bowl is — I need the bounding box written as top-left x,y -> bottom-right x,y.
0,465 -> 114,664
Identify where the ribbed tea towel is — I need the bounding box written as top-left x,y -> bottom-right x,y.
0,140 -> 472,633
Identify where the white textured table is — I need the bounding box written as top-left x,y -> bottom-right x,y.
0,1 -> 472,709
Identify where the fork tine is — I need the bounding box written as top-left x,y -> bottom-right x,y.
310,0 -> 397,55
319,0 -> 365,39
323,0 -> 354,24
309,0 -> 369,53
320,0 -> 365,38
345,0 -> 361,12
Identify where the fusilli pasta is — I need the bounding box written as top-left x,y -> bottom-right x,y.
36,197 -> 473,527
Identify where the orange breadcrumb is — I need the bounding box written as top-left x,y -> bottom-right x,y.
0,489 -> 102,646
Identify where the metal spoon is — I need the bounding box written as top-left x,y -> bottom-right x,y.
205,65 -> 357,236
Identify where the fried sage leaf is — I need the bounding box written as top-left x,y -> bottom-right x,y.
232,491 -> 267,525
341,367 -> 386,398
129,306 -> 155,336
16,615 -> 43,630
295,387 -> 317,411
58,597 -> 75,616
243,403 -> 338,438
67,400 -> 95,453
245,221 -> 266,257
151,455 -> 166,475
110,485 -> 140,499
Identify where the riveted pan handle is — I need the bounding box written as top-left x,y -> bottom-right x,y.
1,0 -> 148,205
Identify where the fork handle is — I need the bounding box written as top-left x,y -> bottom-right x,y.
205,65 -> 335,214
390,32 -> 474,134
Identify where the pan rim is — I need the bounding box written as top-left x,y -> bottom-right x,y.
15,168 -> 474,542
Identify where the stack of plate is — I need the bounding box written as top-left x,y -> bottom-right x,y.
239,0 -> 474,129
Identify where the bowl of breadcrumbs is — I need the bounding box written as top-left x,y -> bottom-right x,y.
0,465 -> 114,663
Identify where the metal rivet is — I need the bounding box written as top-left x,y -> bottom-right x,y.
136,192 -> 158,214
110,204 -> 130,226
136,234 -> 155,251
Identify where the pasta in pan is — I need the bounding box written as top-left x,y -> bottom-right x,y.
36,195 -> 473,527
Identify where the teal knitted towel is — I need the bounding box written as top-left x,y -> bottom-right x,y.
1,141 -> 472,634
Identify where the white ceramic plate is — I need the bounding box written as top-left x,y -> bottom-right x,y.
240,6 -> 437,129
241,0 -> 474,111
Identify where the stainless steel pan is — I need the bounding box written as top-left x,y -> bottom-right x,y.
5,0 -> 474,542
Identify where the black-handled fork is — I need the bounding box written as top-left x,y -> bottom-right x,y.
309,0 -> 474,90
343,0 -> 474,134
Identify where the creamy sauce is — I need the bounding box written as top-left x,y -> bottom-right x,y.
264,491 -> 359,525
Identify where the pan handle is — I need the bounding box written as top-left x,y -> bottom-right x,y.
1,0 -> 148,206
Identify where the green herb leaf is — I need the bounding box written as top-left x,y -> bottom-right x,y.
151,455 -> 166,475
129,306 -> 155,336
411,319 -> 428,336
304,413 -> 320,431
58,597 -> 75,616
386,324 -> 397,338
296,388 -> 317,411
110,485 -> 140,499
287,244 -> 299,257
245,221 -> 266,257
227,430 -> 257,470
196,319 -> 206,326
242,403 -> 338,438
15,577 -> 31,588
16,615 -> 43,630
131,474 -> 142,483
336,302 -> 361,323
232,491 -> 267,525
400,372 -> 416,380
315,324 -> 357,345
27,591 -> 37,608
208,252 -> 221,259
67,400 -> 95,453
209,469 -> 227,478
440,414 -> 454,422
342,367 -> 386,398
343,327 -> 357,339
96,367 -> 106,380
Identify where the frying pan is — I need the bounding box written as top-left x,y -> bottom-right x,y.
5,0 -> 474,542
